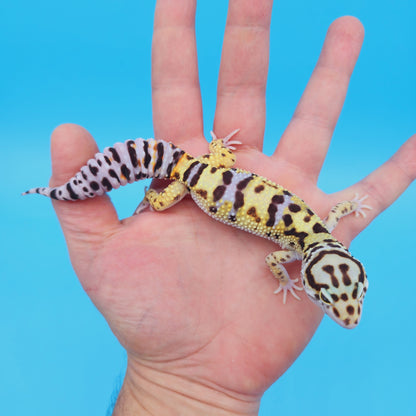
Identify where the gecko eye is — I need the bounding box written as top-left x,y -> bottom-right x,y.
319,288 -> 333,305
357,282 -> 365,300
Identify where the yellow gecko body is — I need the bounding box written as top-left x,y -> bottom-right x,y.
24,131 -> 370,328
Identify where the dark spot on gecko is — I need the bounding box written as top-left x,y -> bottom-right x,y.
104,155 -> 112,165
343,318 -> 351,326
108,147 -> 121,163
222,171 -> 233,185
142,141 -> 151,169
101,177 -> 112,191
247,206 -> 257,217
254,185 -> 264,193
339,263 -> 352,286
229,214 -> 237,222
213,185 -> 226,202
289,203 -> 301,212
322,264 -> 334,273
266,203 -> 277,227
283,229 -> 308,250
182,161 -> 199,182
233,191 -> 244,210
97,159 -> 102,166
195,189 -> 208,199
333,308 -> 340,318
209,206 -> 217,213
272,194 -> 284,204
50,189 -> 58,199
341,293 -> 348,301
322,265 -> 340,288
307,209 -> 314,216
312,223 -> 328,233
210,167 -> 217,174
282,214 -> 293,226
189,163 -> 208,187
166,162 -> 175,178
346,305 -> 355,316
126,140 -> 138,168
109,169 -> 121,183
89,181 -> 99,191
304,215 -> 311,222
283,190 -> 292,196
121,164 -> 131,181
154,142 -> 164,172
327,243 -> 340,248
66,183 -> 79,199
236,176 -> 253,190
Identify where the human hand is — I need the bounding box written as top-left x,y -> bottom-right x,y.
48,1 -> 416,414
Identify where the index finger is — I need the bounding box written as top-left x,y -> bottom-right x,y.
213,0 -> 273,149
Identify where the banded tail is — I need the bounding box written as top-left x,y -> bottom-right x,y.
23,138 -> 185,201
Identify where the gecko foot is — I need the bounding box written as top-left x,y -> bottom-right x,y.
210,129 -> 241,150
274,278 -> 303,304
352,193 -> 373,218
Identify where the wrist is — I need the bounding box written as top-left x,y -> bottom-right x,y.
112,359 -> 260,416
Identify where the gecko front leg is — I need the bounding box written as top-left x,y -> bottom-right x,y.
265,250 -> 303,303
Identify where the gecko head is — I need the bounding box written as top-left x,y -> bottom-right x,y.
301,243 -> 368,329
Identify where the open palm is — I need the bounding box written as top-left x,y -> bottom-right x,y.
48,1 -> 416,413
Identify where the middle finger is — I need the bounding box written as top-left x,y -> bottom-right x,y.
214,0 -> 274,149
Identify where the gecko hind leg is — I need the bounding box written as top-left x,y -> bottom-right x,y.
265,250 -> 303,304
134,181 -> 189,214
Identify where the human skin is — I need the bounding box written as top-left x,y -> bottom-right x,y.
47,1 -> 416,415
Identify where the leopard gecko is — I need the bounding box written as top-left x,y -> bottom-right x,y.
24,130 -> 371,329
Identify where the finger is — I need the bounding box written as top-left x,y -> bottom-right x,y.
152,0 -> 203,144
50,124 -> 119,248
334,134 -> 416,241
213,0 -> 273,148
274,16 -> 364,181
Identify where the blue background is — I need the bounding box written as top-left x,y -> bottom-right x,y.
2,1 -> 415,415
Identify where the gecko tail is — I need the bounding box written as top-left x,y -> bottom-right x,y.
23,138 -> 185,201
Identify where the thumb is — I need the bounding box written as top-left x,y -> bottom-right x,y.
50,124 -> 119,253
